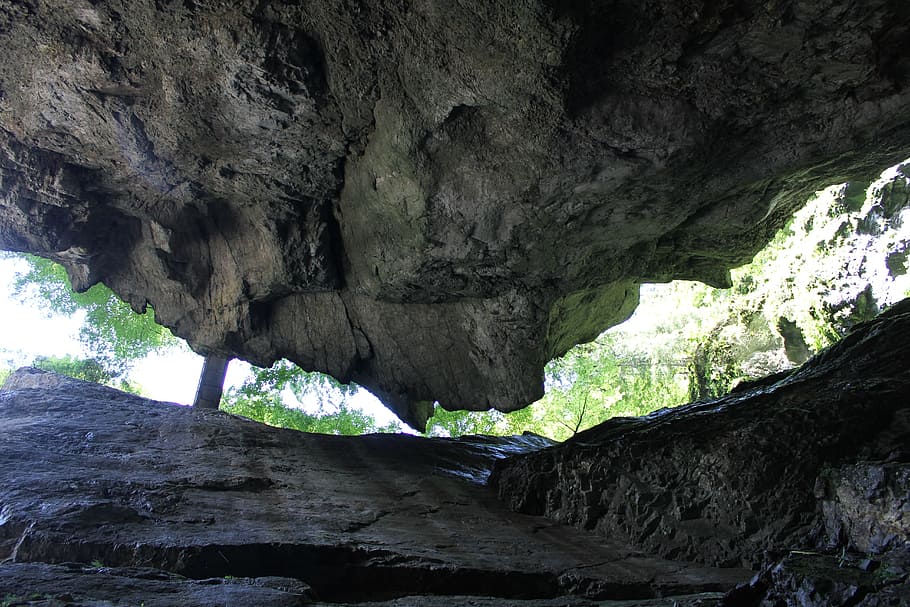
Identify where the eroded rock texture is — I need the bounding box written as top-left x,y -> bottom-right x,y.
1,1 -> 909,426
0,368 -> 751,605
2,305 -> 909,605
493,300 -> 910,605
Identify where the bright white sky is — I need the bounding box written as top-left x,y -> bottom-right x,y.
0,256 -> 84,365
0,254 -> 403,429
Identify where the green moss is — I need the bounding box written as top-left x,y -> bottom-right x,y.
839,181 -> 869,213
545,282 -> 639,359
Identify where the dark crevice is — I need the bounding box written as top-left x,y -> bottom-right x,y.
20,541 -> 562,602
321,188 -> 347,291
12,538 -> 682,602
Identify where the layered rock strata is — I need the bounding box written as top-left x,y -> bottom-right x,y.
1,301 -> 909,604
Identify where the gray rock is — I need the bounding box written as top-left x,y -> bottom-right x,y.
722,550 -> 909,607
1,1 -> 909,426
0,561 -> 729,606
818,460 -> 910,556
493,300 -> 910,573
0,562 -> 310,607
0,368 -> 751,603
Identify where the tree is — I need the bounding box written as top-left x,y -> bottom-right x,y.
30,354 -> 142,394
527,335 -> 690,441
5,161 -> 905,439
5,253 -> 403,434
425,405 -> 501,437
10,254 -> 178,379
221,360 -> 402,435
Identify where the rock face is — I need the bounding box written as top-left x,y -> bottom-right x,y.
492,299 -> 910,605
2,1 -> 910,426
2,304 -> 910,605
0,368 -> 752,605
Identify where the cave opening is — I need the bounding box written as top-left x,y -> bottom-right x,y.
1,1 -> 910,601
2,160 -> 909,443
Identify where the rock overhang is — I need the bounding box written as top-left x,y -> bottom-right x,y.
1,0 -> 909,428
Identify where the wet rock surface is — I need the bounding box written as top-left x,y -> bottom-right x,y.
493,300 -> 910,605
0,368 -> 751,604
2,1 -> 909,425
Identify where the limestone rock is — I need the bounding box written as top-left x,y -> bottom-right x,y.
2,1 -> 910,426
0,563 -> 312,607
818,460 -> 910,557
492,300 -> 910,576
722,550 -> 909,607
0,368 -> 751,603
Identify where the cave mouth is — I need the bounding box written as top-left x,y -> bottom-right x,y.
2,1 -> 908,432
2,158 -> 909,441
1,1 -> 909,602
2,156 -> 909,607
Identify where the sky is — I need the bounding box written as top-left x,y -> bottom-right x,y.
0,254 -> 403,428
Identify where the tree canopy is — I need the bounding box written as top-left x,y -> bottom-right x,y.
9,254 -> 178,383
220,359 -> 401,434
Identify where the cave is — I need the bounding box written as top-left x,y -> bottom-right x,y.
1,1 -> 909,604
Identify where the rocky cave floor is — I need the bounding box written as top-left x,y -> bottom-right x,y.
1,301 -> 909,606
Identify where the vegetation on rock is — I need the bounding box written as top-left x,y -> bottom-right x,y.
29,355 -> 142,394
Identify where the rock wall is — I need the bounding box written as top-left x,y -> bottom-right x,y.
1,302 -> 909,604
0,368 -> 751,605
493,300 -> 910,604
2,1 -> 910,425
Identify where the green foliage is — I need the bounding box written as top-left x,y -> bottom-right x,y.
229,358 -> 358,404
670,168 -> 910,399
687,331 -> 741,401
11,254 -> 178,377
525,334 -> 690,441
224,392 -> 394,435
0,367 -> 9,387
423,403 -> 545,438
467,163 -> 910,440
31,355 -> 109,384
421,332 -> 691,442
6,163 -> 907,442
425,406 -> 501,437
30,354 -> 141,394
221,360 -> 401,435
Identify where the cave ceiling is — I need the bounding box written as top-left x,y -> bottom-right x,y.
1,0 -> 909,428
